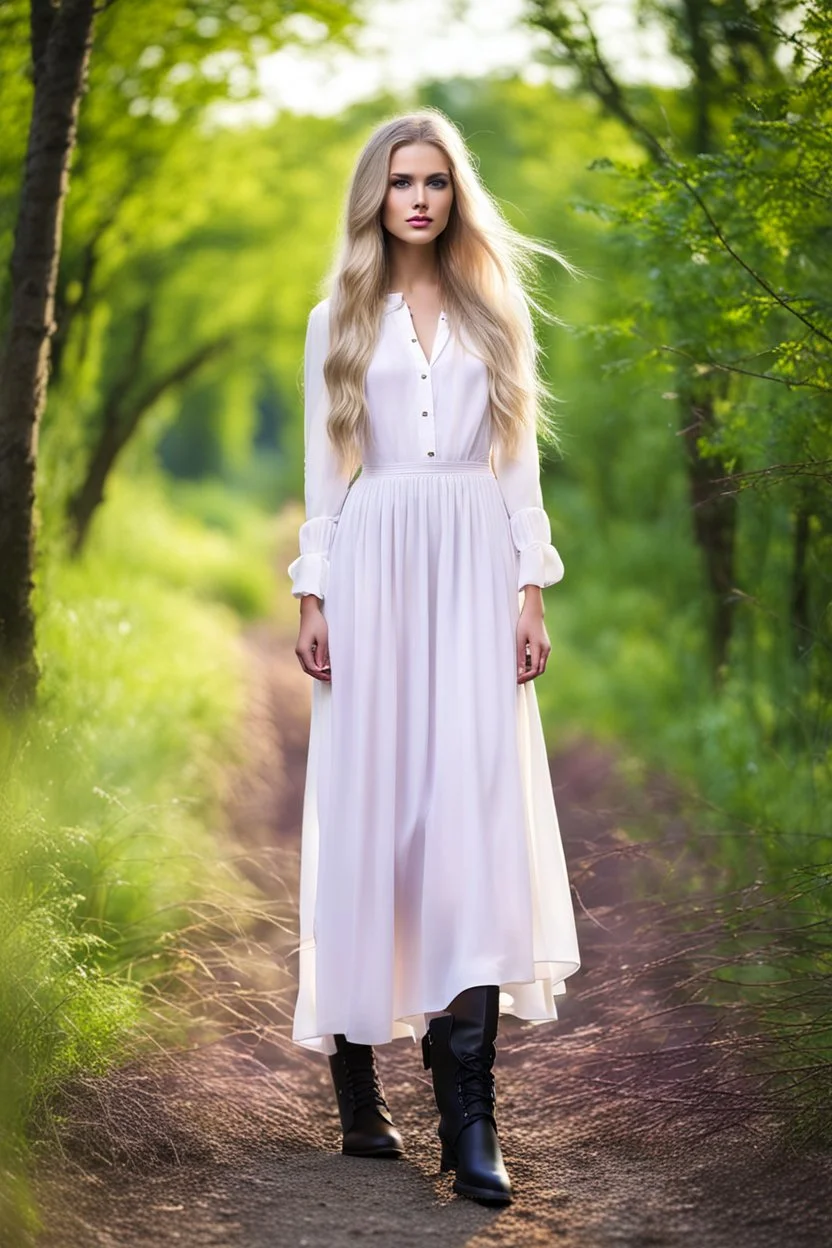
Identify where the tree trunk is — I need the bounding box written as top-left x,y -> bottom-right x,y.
0,0 -> 96,713
51,232 -> 98,386
790,502 -> 811,662
678,390 -> 739,679
680,0 -> 715,155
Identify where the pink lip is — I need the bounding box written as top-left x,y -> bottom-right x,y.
408,217 -> 432,226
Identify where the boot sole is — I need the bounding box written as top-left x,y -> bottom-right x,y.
441,1143 -> 512,1204
342,1145 -> 404,1159
452,1177 -> 513,1205
443,1150 -> 512,1203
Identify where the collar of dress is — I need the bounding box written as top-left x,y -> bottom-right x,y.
384,292 -> 451,367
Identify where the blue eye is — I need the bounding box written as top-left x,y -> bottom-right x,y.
391,178 -> 449,189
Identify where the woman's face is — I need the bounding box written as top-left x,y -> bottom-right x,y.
381,142 -> 454,246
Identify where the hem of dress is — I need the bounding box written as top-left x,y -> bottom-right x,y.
291,956 -> 581,1057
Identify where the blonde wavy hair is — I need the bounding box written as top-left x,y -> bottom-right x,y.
318,108 -> 578,477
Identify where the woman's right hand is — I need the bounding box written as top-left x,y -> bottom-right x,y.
295,598 -> 332,682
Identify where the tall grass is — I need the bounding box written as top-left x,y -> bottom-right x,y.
0,473 -> 276,1242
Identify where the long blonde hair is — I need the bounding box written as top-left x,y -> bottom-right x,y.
318,108 -> 578,477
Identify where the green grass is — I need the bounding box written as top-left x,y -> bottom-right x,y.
0,472 -> 276,1242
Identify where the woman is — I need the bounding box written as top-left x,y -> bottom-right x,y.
288,109 -> 581,1206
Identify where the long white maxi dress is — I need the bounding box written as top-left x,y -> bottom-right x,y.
288,292 -> 581,1056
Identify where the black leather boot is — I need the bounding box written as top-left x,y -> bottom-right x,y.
421,986 -> 513,1204
328,1033 -> 404,1158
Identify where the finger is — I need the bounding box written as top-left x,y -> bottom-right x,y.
517,633 -> 528,679
317,644 -> 331,680
314,634 -> 331,680
299,646 -> 328,681
311,642 -> 331,681
520,640 -> 546,683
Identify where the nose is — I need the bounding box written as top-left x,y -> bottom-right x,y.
412,186 -> 427,210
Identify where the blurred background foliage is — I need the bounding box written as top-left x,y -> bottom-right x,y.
0,0 -> 830,1236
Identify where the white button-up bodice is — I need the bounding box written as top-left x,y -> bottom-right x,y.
288,293 -> 565,599
364,294 -> 491,467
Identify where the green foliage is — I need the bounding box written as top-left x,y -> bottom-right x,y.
0,796 -> 141,1115
37,103 -> 363,539
518,1 -> 831,872
0,475 -> 271,1230
0,0 -> 358,320
520,2 -> 832,1137
56,472 -> 277,620
0,796 -> 140,1243
0,0 -> 362,564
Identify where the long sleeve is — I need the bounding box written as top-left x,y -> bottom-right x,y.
491,412 -> 565,591
287,300 -> 353,600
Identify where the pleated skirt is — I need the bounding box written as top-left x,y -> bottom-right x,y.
292,460 -> 580,1055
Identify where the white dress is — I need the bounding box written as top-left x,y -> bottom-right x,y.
288,292 -> 581,1056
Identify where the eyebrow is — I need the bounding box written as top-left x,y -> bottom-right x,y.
389,171 -> 450,179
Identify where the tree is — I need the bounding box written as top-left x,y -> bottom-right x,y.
525,0 -> 801,677
67,309 -> 232,552
0,0 -> 97,713
0,0 -> 356,711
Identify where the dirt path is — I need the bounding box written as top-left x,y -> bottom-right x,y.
32,625 -> 832,1247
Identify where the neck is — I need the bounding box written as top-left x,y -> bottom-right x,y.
385,235 -> 441,297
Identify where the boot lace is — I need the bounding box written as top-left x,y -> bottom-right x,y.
455,1048 -> 496,1119
344,1058 -> 388,1113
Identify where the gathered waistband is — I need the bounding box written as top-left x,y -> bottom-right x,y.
360,460 -> 493,477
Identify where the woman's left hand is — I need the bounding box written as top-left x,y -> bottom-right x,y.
516,589 -> 550,684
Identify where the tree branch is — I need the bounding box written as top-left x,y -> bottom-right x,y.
664,167 -> 832,349
658,342 -> 832,393
69,332 -> 233,553
528,1 -> 832,346
713,459 -> 832,490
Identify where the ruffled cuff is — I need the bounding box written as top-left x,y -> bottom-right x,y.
509,506 -> 565,591
288,516 -> 339,600
288,552 -> 330,600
